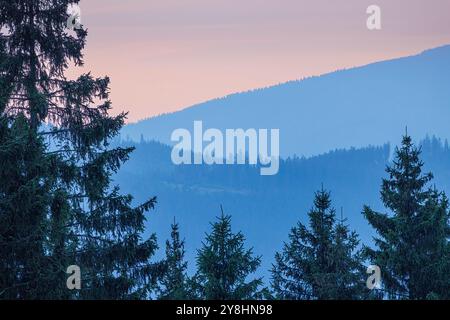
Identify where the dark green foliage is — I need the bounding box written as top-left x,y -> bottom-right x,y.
271,188 -> 367,300
363,134 -> 450,299
193,208 -> 266,300
0,0 -> 160,299
0,114 -> 54,298
157,220 -> 189,300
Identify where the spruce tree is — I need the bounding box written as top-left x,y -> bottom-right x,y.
157,219 -> 189,300
0,0 -> 160,299
363,134 -> 450,299
193,207 -> 265,300
271,188 -> 367,300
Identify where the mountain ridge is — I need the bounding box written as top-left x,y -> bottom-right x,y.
122,44 -> 450,157
131,44 -> 450,122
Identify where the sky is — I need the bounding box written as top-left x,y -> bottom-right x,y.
71,0 -> 450,123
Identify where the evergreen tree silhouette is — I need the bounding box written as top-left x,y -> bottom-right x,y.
271,188 -> 367,300
0,0 -> 160,299
363,134 -> 450,299
157,219 -> 189,300
193,206 -> 266,300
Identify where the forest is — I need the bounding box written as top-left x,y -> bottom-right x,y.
0,1 -> 449,300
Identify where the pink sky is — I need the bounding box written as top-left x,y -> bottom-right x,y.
71,0 -> 450,122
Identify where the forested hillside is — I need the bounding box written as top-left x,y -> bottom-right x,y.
113,135 -> 450,280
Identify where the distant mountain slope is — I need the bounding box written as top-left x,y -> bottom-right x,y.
122,45 -> 450,157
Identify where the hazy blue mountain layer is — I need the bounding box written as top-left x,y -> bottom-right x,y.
122,45 -> 450,158
113,135 -> 450,280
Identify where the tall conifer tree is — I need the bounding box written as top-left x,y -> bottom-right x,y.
363,134 -> 450,299
157,219 -> 189,300
193,208 -> 265,300
0,0 -> 160,299
271,188 -> 367,300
